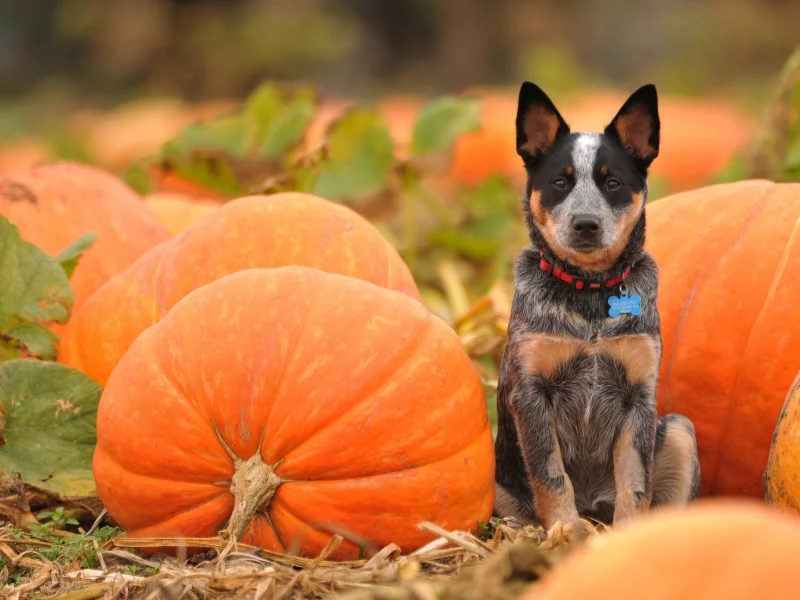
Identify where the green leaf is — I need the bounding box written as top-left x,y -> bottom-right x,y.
0,360 -> 101,497
154,82 -> 320,197
313,108 -> 395,201
119,160 -> 152,195
1,323 -> 59,361
410,95 -> 482,157
258,90 -> 317,157
56,232 -> 99,280
0,215 -> 73,328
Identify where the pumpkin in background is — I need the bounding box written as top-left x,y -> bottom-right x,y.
764,372 -> 800,512
448,89 -> 522,188
144,192 -> 223,236
82,98 -> 237,172
0,138 -> 51,174
645,180 -> 800,498
0,162 -> 170,322
524,499 -> 800,600
60,192 -> 421,386
93,267 -> 494,559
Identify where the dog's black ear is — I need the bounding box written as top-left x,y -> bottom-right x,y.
604,84 -> 660,169
516,82 -> 570,162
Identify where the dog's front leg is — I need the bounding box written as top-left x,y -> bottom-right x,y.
613,406 -> 657,527
513,386 -> 579,529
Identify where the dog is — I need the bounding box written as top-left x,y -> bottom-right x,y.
493,82 -> 701,530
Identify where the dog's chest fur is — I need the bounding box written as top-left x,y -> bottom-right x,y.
502,246 -> 662,512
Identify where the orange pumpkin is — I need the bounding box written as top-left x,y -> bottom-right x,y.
645,180 -> 800,497
764,372 -> 800,512
93,266 -> 494,559
60,192 -> 421,386
449,90 -> 522,188
525,499 -> 800,600
0,162 -> 170,321
143,192 -> 223,236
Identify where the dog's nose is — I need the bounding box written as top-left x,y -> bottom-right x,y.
571,214 -> 601,237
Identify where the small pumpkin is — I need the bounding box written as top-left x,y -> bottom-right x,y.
144,192 -> 223,236
645,180 -> 800,497
93,267 -> 495,559
60,192 -> 421,386
524,499 -> 800,600
0,162 -> 170,317
764,372 -> 800,512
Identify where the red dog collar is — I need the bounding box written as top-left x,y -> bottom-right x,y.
538,250 -> 634,291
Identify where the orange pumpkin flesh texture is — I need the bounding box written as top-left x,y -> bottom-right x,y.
60,192 -> 421,386
765,372 -> 800,512
646,180 -> 800,498
0,162 -> 170,318
525,499 -> 800,600
143,192 -> 223,236
93,267 -> 495,559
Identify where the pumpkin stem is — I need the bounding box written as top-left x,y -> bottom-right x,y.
213,423 -> 283,541
225,452 -> 283,541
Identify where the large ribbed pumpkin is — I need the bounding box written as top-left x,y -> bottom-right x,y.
525,500 -> 800,600
764,372 -> 800,512
60,192 -> 421,386
93,267 -> 495,559
646,180 -> 800,497
0,162 -> 169,318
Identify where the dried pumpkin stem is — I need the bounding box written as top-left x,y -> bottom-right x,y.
226,453 -> 283,541
214,423 -> 283,541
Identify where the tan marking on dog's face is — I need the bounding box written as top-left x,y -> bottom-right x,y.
600,165 -> 608,176
615,107 -> 657,160
565,165 -> 574,176
547,190 -> 645,272
598,333 -> 659,385
520,106 -> 562,156
528,190 -> 548,229
652,421 -> 698,506
613,419 -> 651,526
519,333 -> 583,379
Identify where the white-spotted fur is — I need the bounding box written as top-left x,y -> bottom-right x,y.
550,133 -> 626,250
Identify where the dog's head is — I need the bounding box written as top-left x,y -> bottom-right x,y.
516,82 -> 659,272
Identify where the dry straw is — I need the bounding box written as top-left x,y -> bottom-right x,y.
0,517 -> 604,599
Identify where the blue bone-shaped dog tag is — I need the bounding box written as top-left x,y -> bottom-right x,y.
608,289 -> 642,318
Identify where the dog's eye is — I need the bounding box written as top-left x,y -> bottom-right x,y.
552,177 -> 567,190
606,178 -> 621,191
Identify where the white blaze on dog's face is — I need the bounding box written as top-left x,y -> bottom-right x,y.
514,82 -> 660,272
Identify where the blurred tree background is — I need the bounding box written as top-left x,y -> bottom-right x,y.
1,0 -> 798,108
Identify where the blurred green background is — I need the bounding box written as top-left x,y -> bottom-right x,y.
1,0 -> 798,108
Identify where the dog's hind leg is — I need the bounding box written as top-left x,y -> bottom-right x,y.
651,414 -> 701,507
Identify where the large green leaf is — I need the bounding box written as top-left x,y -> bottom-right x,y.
155,82 -> 319,196
0,215 -> 73,329
410,95 -> 482,157
0,360 -> 101,497
1,323 -> 59,361
313,108 -> 395,201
